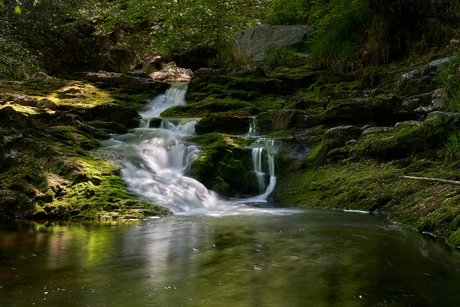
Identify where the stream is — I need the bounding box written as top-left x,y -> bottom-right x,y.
2,85 -> 460,306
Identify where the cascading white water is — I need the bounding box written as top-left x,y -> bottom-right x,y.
252,147 -> 266,193
250,141 -> 278,200
246,117 -> 257,136
141,83 -> 189,118
93,84 -> 278,214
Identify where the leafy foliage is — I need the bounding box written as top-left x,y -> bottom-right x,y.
98,0 -> 269,56
439,55 -> 460,111
263,0 -> 311,25
0,0 -> 113,75
307,0 -> 371,67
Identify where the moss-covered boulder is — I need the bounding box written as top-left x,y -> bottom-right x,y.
323,99 -> 372,124
255,110 -> 297,133
195,114 -> 253,135
185,133 -> 259,197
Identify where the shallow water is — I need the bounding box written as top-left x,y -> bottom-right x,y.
2,208 -> 460,307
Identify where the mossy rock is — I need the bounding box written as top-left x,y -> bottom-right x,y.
195,114 -> 253,135
186,133 -> 259,197
161,97 -> 257,117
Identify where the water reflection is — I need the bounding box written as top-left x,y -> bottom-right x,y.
1,210 -> 460,306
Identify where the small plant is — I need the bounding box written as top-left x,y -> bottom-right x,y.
439,55 -> 460,111
265,46 -> 296,67
207,46 -> 234,68
307,3 -> 371,70
444,131 -> 460,164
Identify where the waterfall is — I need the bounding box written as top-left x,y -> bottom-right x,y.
250,140 -> 278,200
140,83 -> 188,118
252,148 -> 266,193
93,84 -> 278,213
246,117 -> 257,136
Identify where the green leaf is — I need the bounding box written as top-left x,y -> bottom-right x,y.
0,1 -> 3,7
15,5 -> 22,14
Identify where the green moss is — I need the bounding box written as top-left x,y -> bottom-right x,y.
161,97 -> 256,117
186,133 -> 257,197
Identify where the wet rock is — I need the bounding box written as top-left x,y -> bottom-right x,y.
232,24 -> 314,64
195,114 -> 253,135
323,100 -> 372,124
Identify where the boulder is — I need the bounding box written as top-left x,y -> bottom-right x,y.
90,104 -> 140,127
316,125 -> 363,165
396,57 -> 451,95
38,99 -> 59,111
149,62 -> 194,83
13,95 -> 39,107
323,100 -> 372,124
323,125 -> 364,146
231,24 -> 314,64
195,114 -> 253,135
256,110 -> 297,132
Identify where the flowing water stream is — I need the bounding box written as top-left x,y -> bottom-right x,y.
92,83 -> 277,214
2,85 -> 460,306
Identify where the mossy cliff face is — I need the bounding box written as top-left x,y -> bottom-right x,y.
0,77 -> 170,221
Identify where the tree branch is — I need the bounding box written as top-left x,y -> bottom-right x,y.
401,176 -> 460,186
